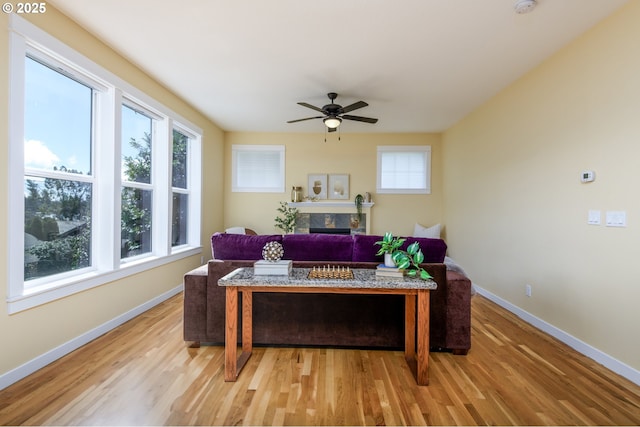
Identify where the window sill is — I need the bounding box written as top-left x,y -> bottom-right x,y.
7,246 -> 201,314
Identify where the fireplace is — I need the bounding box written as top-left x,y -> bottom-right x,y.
289,201 -> 374,235
296,212 -> 365,235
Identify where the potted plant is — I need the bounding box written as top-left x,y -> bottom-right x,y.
274,201 -> 298,234
375,232 -> 433,280
392,242 -> 433,280
374,232 -> 406,267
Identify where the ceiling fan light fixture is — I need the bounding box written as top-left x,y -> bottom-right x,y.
324,116 -> 342,129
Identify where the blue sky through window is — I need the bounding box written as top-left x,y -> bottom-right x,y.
24,56 -> 92,175
24,56 -> 148,180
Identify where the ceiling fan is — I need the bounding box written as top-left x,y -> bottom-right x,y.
287,92 -> 378,132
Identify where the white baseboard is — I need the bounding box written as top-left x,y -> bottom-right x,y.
0,284 -> 183,391
473,284 -> 640,387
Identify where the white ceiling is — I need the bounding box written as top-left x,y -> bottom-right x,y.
49,0 -> 627,133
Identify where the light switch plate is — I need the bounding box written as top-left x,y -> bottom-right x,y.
606,211 -> 626,227
588,210 -> 601,225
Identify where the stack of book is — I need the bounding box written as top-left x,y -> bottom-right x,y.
375,264 -> 404,278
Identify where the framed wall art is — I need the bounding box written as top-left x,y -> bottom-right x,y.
307,174 -> 327,199
328,174 -> 349,200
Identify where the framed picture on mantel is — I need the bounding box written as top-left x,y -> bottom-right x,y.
328,174 -> 349,200
308,174 -> 327,199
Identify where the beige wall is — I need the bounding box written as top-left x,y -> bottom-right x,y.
0,7 -> 224,378
223,132 -> 443,237
442,1 -> 640,371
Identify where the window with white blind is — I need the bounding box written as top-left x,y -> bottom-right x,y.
376,146 -> 431,194
231,145 -> 285,192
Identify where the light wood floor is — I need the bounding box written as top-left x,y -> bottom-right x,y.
1,293 -> 639,426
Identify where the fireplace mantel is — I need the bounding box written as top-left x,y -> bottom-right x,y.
288,201 -> 374,208
288,201 -> 374,234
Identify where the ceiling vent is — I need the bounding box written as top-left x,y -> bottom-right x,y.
514,0 -> 537,14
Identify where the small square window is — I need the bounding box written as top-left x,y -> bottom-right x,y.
377,146 -> 431,194
232,145 -> 285,193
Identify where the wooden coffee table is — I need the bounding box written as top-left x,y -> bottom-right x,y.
218,267 -> 437,386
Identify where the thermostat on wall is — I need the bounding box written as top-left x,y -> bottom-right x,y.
581,170 -> 595,183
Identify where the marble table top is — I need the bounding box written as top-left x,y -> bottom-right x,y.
218,267 -> 437,290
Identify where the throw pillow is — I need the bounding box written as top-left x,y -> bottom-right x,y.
413,222 -> 441,239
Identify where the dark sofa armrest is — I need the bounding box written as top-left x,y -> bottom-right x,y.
204,260 -> 256,342
183,260 -> 252,344
444,270 -> 472,353
183,264 -> 209,345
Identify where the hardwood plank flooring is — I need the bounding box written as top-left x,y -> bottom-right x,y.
1,293 -> 639,425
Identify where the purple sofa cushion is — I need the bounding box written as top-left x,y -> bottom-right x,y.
352,234 -> 385,263
211,233 -> 283,260
282,234 -> 354,261
352,234 -> 447,263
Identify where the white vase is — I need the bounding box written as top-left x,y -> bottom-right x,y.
384,253 -> 396,267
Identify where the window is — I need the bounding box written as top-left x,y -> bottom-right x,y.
376,146 -> 431,194
121,104 -> 155,259
23,56 -> 95,280
171,128 -> 190,247
8,16 -> 202,313
232,145 -> 285,193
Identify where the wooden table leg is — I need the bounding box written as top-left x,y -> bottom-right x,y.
225,287 -> 238,381
416,289 -> 430,385
242,290 -> 253,353
225,288 -> 253,382
405,294 -> 416,361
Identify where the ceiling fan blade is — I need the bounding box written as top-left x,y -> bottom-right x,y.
287,116 -> 323,123
342,114 -> 378,124
341,101 -> 368,113
297,102 -> 324,113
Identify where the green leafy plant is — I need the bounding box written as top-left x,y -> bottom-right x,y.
392,242 -> 433,280
375,232 -> 433,280
374,231 -> 405,255
274,201 -> 298,234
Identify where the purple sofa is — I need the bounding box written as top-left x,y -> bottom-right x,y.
183,233 -> 471,354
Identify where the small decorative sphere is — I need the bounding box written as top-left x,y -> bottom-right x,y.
262,241 -> 284,261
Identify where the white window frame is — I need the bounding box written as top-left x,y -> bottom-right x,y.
376,145 -> 431,194
231,144 -> 285,193
21,54 -> 102,286
119,100 -> 161,263
7,15 -> 202,314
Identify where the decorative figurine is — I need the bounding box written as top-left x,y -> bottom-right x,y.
262,241 -> 284,262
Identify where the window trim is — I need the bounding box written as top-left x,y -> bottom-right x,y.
7,15 -> 203,314
376,145 -> 431,194
120,102 -> 158,261
231,144 -> 285,193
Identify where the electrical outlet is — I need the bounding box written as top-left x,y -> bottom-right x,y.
201,256 -> 204,264
525,284 -> 532,297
